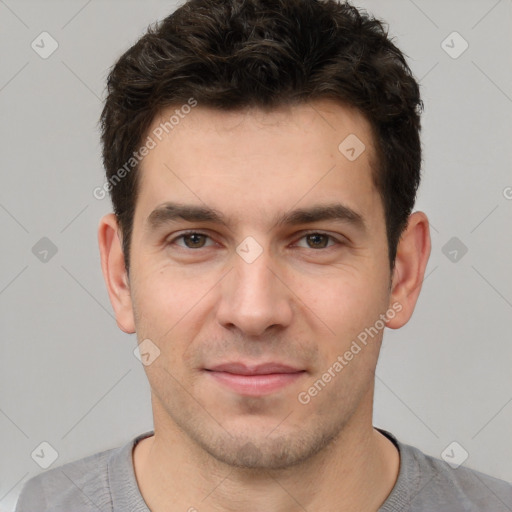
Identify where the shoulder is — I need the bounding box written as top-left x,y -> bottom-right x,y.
381,432 -> 512,512
411,444 -> 511,509
14,442 -> 123,512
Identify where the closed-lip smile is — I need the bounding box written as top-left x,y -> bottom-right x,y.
204,362 -> 306,396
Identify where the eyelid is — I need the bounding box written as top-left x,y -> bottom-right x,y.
167,229 -> 345,249
167,230 -> 216,248
292,230 -> 345,248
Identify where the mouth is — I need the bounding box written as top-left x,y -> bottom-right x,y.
203,362 -> 306,396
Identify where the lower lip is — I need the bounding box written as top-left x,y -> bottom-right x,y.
206,371 -> 305,396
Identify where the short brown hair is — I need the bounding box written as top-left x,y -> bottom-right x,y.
100,0 -> 423,273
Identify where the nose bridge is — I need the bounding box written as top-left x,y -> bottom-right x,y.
235,248 -> 276,302
216,242 -> 292,335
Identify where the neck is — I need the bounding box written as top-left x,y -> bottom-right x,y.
133,394 -> 399,512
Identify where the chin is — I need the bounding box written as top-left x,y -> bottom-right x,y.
191,423 -> 339,470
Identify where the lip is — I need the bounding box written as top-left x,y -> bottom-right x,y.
204,362 -> 306,396
207,362 -> 303,375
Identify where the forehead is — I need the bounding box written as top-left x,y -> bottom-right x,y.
135,99 -> 382,233
145,99 -> 376,160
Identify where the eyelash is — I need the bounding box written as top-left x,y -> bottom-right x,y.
167,230 -> 344,250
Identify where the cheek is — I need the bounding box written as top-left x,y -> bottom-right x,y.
132,264 -> 205,332
298,277 -> 385,415
297,266 -> 387,342
130,279 -> 189,380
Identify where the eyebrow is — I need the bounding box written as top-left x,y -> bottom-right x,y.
145,201 -> 367,234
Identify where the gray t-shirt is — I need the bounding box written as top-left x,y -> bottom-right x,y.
15,429 -> 512,511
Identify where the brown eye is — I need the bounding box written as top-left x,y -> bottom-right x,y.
169,232 -> 214,249
182,233 -> 208,248
295,232 -> 339,250
305,233 -> 330,249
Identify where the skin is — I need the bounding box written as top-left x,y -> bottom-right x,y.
98,99 -> 431,512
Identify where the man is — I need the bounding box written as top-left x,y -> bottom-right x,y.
15,0 -> 512,510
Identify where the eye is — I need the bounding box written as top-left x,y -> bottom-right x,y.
167,230 -> 343,251
295,232 -> 341,249
169,231 -> 215,249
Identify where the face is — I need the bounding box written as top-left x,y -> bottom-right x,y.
125,100 -> 395,469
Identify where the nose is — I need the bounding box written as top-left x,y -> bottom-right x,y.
215,246 -> 293,337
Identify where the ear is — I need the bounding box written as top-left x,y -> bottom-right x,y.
97,213 -> 136,333
386,211 -> 431,329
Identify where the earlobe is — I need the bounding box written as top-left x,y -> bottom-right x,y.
97,213 -> 136,334
386,211 -> 431,330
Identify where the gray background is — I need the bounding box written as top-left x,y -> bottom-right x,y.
1,0 -> 511,510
